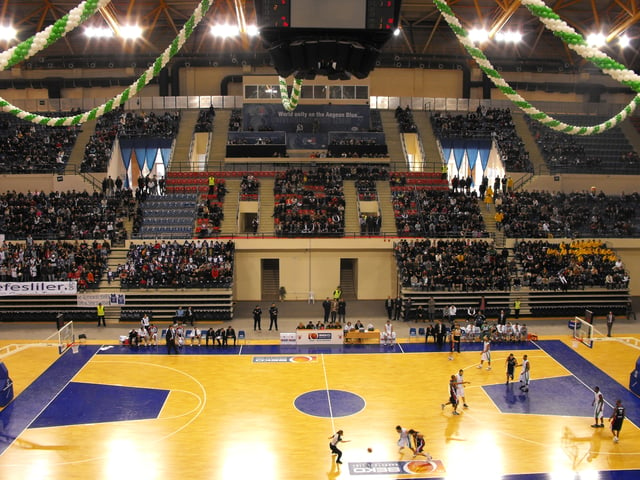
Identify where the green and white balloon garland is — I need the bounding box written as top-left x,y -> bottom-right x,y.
434,0 -> 640,135
0,0 -> 212,126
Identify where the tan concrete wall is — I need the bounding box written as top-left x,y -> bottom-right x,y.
233,238 -> 397,301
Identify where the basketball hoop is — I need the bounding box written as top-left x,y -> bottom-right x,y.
71,343 -> 79,354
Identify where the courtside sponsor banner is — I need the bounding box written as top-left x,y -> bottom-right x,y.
77,293 -> 126,307
348,460 -> 445,475
253,356 -> 317,363
0,281 -> 77,296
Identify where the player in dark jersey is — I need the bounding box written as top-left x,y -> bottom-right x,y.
610,399 -> 625,443
505,353 -> 517,384
441,374 -> 460,415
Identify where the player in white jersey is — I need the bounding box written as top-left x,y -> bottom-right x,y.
382,320 -> 396,345
455,369 -> 470,408
519,354 -> 530,392
478,337 -> 491,370
592,386 -> 605,428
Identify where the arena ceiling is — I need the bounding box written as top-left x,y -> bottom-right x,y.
3,0 -> 640,76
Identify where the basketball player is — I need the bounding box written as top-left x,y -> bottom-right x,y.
591,386 -> 605,428
610,399 -> 625,442
329,430 -> 349,464
478,336 -> 492,370
396,425 -> 411,452
455,369 -> 470,408
411,431 -> 431,460
519,354 -> 530,392
382,320 -> 396,345
441,374 -> 460,415
505,353 -> 517,384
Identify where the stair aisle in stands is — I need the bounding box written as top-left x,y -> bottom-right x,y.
379,110 -> 405,166
207,109 -> 231,170
171,110 -> 200,169
343,180 -> 360,235
257,176 -> 275,236
220,177 -> 241,235
376,180 -> 397,235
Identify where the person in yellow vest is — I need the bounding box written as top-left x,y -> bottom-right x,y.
333,286 -> 342,300
96,302 -> 106,327
441,163 -> 448,180
208,175 -> 216,195
513,298 -> 521,320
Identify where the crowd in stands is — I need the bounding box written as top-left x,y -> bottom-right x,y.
431,108 -> 533,172
394,239 -> 511,291
196,197 -> 224,231
240,174 -> 260,196
273,167 -> 346,237
494,190 -> 639,238
117,240 -> 234,288
394,237 -> 629,293
195,106 -> 215,133
0,239 -> 110,290
526,115 -> 639,174
359,213 -> 381,235
119,111 -> 180,138
392,189 -> 486,237
515,240 -> 628,290
81,109 -> 121,173
229,110 -> 241,131
0,112 -> 80,174
0,189 -> 134,242
395,106 -> 418,133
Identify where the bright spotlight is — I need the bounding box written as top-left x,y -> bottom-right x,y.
496,31 -> 523,44
210,24 -> 240,38
120,25 -> 143,40
84,26 -> 113,38
468,28 -> 489,44
0,25 -> 17,41
393,28 -> 401,36
619,34 -> 630,48
586,32 -> 606,48
245,24 -> 260,37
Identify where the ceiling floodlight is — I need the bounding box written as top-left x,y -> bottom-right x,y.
0,25 -> 17,41
496,31 -> 523,44
619,34 -> 630,48
84,26 -> 114,38
586,32 -> 606,48
245,24 -> 260,37
120,25 -> 143,40
210,24 -> 240,38
393,28 -> 401,36
468,28 -> 489,44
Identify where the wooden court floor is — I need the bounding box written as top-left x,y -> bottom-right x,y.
0,335 -> 639,480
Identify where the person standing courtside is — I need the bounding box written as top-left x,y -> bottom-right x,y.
253,304 -> 262,331
165,324 -> 178,354
322,297 -> 331,323
96,302 -> 106,327
269,303 -> 279,331
606,311 -> 615,337
394,296 -> 402,321
385,296 -> 394,320
435,319 -> 446,350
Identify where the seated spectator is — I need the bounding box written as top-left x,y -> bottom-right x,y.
226,326 -> 236,346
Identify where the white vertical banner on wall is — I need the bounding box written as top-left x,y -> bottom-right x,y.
77,293 -> 126,307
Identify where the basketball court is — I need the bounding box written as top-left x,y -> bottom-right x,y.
0,318 -> 639,480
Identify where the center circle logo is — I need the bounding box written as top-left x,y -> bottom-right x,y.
294,389 -> 366,417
